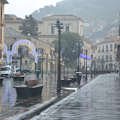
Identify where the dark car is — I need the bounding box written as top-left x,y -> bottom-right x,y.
16,67 -> 30,74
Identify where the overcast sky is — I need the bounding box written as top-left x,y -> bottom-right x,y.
5,0 -> 63,18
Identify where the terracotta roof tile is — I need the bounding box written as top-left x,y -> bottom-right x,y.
97,37 -> 119,45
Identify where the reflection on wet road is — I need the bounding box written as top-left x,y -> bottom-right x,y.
0,73 -> 78,119
34,74 -> 120,120
0,73 -> 91,119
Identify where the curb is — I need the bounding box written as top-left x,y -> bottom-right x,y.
5,90 -> 72,120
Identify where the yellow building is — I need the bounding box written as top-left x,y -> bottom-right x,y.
5,15 -> 83,43
81,37 -> 93,69
0,0 -> 8,65
4,26 -> 56,73
4,14 -> 84,72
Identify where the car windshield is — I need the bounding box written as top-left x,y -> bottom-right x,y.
1,67 -> 10,71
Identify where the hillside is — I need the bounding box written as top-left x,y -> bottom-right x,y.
32,0 -> 120,22
31,0 -> 120,39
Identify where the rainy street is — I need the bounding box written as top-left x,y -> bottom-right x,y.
31,73 -> 120,120
0,72 -> 91,119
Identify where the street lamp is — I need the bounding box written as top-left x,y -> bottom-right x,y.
86,50 -> 87,81
41,49 -> 44,79
55,19 -> 64,94
77,41 -> 81,72
91,60 -> 93,79
75,41 -> 81,72
18,45 -> 23,73
92,60 -> 96,76
55,55 -> 57,78
75,41 -> 82,85
118,24 -> 120,77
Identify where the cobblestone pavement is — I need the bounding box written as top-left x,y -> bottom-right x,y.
0,72 -> 91,120
31,73 -> 120,120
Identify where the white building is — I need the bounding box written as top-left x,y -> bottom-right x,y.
96,37 -> 118,70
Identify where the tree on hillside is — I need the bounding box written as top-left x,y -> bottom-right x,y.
52,31 -> 83,64
22,15 -> 38,37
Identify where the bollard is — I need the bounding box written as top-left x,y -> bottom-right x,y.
75,72 -> 82,85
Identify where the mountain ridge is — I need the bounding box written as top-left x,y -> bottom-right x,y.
31,0 -> 120,39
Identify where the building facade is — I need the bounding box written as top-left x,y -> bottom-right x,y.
0,0 -> 8,65
4,26 -> 56,73
95,37 -> 118,70
5,15 -> 83,42
5,14 -> 95,72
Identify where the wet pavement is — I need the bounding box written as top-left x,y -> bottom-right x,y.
0,72 -> 91,120
31,73 -> 120,120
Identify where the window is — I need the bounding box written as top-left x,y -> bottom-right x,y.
37,48 -> 42,55
106,65 -> 108,69
102,46 -> 104,52
25,60 -> 27,65
10,45 -> 12,50
102,55 -> 104,62
66,26 -> 69,31
51,26 -> 55,34
99,65 -> 100,69
106,45 -> 108,52
98,46 -> 100,52
91,54 -> 93,59
98,56 -> 100,62
115,44 -> 117,48
19,26 -> 23,30
109,63 -> 113,69
106,55 -> 108,62
102,65 -> 104,69
110,44 -> 112,51
110,55 -> 112,62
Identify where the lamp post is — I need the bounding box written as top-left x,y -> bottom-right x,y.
119,24 -> 120,77
86,49 -> 87,81
91,60 -> 93,79
75,41 -> 81,85
41,49 -> 44,79
55,55 -> 57,78
93,60 -> 96,76
77,41 -> 80,72
18,45 -> 23,73
55,19 -> 63,94
75,41 -> 81,72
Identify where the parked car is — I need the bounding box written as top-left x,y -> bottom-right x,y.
0,65 -> 16,78
16,67 -> 30,74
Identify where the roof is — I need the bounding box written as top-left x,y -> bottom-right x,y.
83,37 -> 93,44
4,26 -> 28,39
5,14 -> 23,21
4,26 -> 54,46
43,15 -> 83,22
97,37 -> 119,45
2,0 -> 8,4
